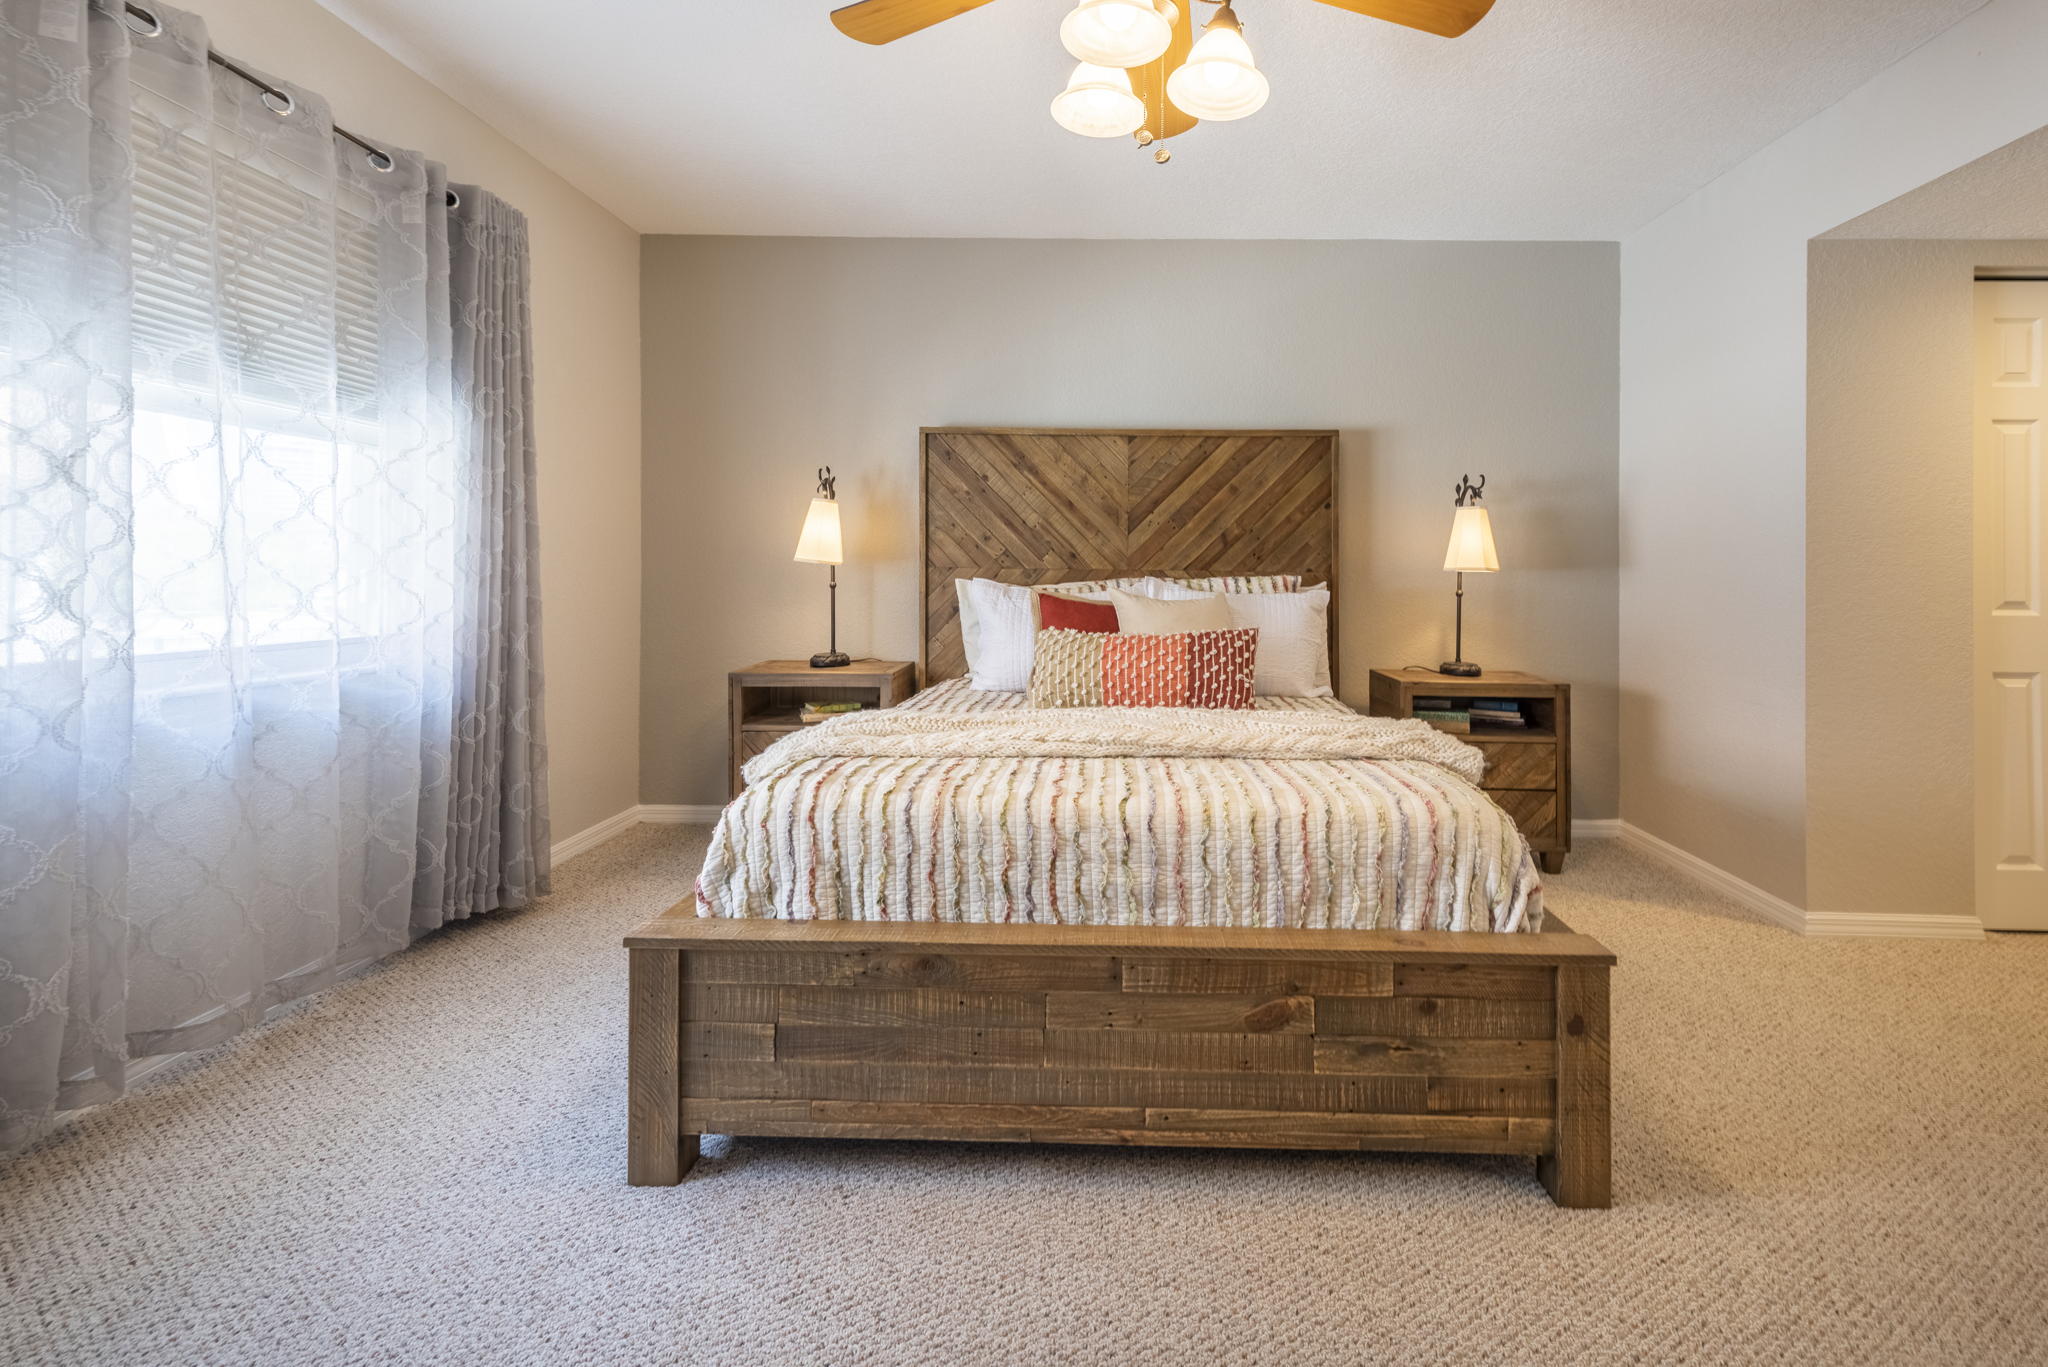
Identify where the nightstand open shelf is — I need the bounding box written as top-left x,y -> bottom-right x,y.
1367,667 -> 1572,874
728,660 -> 916,799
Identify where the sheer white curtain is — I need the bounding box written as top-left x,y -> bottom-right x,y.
1,1 -> 546,1152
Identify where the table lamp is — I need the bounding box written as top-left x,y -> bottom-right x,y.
794,467 -> 850,669
1440,473 -> 1498,678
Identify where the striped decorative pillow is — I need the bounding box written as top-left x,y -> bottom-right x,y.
1162,575 -> 1301,595
1028,627 -> 1259,710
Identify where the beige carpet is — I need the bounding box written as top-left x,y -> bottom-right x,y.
4,826 -> 2046,1366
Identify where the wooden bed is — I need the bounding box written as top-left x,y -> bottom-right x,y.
627,428 -> 1614,1207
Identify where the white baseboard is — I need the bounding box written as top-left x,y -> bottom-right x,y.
1573,818 -> 1622,841
637,804 -> 725,825
1616,822 -> 1808,934
549,806 -> 646,864
1802,910 -> 1984,940
550,803 -> 724,866
1613,822 -> 1984,939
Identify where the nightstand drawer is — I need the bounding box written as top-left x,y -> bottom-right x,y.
1473,740 -> 1556,790
738,728 -> 792,765
1485,789 -> 1558,845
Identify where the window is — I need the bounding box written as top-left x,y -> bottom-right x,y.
126,84 -> 393,659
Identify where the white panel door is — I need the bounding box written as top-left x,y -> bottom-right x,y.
1976,279 -> 2048,930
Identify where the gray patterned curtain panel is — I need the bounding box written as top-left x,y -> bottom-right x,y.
0,0 -> 549,1153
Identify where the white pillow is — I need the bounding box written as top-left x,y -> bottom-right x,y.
960,578 -> 1121,691
1109,587 -> 1232,634
955,578 -> 985,674
1222,586 -> 1332,697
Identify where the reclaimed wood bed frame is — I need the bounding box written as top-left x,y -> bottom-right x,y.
626,428 -> 1614,1207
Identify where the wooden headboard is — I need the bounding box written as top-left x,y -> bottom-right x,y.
921,427 -> 1338,685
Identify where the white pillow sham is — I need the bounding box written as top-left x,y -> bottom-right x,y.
1140,578 -> 1331,696
958,578 -> 1127,691
1223,585 -> 1332,697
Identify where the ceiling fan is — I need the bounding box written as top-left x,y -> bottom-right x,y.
829,0 -> 1494,162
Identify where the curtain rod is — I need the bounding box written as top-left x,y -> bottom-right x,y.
115,2 -> 460,207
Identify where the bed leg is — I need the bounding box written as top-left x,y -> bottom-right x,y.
628,947 -> 698,1185
1537,963 -> 1610,1208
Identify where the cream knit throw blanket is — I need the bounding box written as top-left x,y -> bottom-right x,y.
743,707 -> 1485,787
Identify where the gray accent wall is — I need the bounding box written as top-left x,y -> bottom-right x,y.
640,236 -> 1620,813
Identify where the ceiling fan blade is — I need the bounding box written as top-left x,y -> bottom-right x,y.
1309,0 -> 1495,39
830,0 -> 1001,44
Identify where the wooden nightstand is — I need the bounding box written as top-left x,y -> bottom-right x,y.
728,659 -> 917,799
1368,668 -> 1572,874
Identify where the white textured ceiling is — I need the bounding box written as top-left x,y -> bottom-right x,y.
315,0 -> 1988,239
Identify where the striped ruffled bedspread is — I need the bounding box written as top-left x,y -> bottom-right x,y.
695,680 -> 1543,932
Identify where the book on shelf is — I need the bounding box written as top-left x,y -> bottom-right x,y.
1413,697 -> 1459,712
1414,708 -> 1471,735
1470,701 -> 1526,728
799,701 -> 865,725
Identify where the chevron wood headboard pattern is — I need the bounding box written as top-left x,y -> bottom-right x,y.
920,427 -> 1338,686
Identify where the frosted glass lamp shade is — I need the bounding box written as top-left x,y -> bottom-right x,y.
1060,0 -> 1173,67
794,497 -> 843,565
1442,505 -> 1499,573
1050,62 -> 1146,138
1166,19 -> 1269,121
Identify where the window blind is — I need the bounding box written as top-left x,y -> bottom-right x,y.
130,120 -> 382,416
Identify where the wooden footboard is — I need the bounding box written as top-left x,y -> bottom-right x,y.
625,914 -> 1614,1208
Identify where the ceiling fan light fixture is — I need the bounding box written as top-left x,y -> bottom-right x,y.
1059,0 -> 1174,68
1050,61 -> 1147,138
1166,3 -> 1269,122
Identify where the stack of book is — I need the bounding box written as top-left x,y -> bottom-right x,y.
1470,699 -> 1526,729
799,700 -> 865,725
1412,697 -> 1470,734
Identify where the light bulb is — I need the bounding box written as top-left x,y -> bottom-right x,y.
1050,62 -> 1146,138
1166,6 -> 1268,122
1059,0 -> 1173,67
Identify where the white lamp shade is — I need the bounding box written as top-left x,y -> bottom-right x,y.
1059,0 -> 1173,67
1443,505 -> 1499,573
1050,62 -> 1146,138
1166,22 -> 1269,121
794,497 -> 843,565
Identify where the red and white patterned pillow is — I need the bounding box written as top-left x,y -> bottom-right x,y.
1028,627 -> 1259,710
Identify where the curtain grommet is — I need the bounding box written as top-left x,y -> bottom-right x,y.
367,150 -> 395,173
122,5 -> 163,36
446,190 -> 462,210
261,89 -> 295,117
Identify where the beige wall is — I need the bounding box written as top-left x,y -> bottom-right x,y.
1808,241 -> 2048,919
1619,0 -> 2048,910
200,0 -> 643,840
640,236 -> 1619,812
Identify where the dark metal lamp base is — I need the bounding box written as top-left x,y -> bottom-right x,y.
809,651 -> 851,669
1437,660 -> 1482,678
